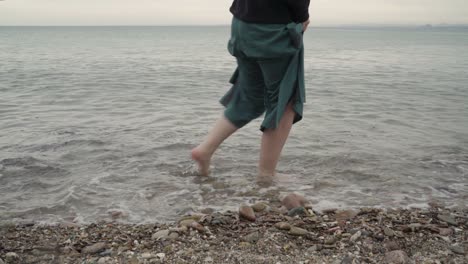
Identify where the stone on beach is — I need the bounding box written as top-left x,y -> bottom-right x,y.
97,256 -> 113,264
5,253 -> 19,263
289,226 -> 308,236
152,229 -> 170,240
275,222 -> 291,231
239,205 -> 256,221
437,214 -> 457,226
242,231 -> 260,243
384,250 -> 410,264
349,230 -> 361,242
179,219 -> 196,227
282,193 -> 307,210
383,226 -> 395,237
82,242 -> 107,254
288,207 -> 307,217
190,221 -> 206,233
335,209 -> 359,222
449,245 -> 465,255
252,202 -> 269,212
439,227 -> 454,236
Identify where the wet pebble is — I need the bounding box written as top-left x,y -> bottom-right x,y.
288,207 -> 307,217
282,193 -> 307,210
239,205 -> 256,221
252,202 -> 269,212
335,209 -> 359,221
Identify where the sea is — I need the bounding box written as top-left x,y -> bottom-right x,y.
0,26 -> 467,225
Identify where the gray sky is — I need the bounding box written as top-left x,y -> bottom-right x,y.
1,0 -> 467,26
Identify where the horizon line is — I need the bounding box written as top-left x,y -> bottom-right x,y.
1,23 -> 468,27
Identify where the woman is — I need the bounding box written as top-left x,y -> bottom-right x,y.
192,0 -> 310,179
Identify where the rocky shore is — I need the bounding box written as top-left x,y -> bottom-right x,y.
1,194 -> 467,264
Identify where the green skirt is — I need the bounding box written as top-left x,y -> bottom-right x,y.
220,17 -> 306,131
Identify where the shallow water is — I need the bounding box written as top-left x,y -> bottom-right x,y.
1,26 -> 467,225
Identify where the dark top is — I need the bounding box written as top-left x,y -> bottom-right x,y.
230,0 -> 310,24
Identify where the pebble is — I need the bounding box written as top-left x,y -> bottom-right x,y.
152,229 -> 170,240
99,249 -> 113,257
204,256 -> 214,263
324,236 -> 337,245
448,245 -> 465,255
308,244 -> 322,252
384,250 -> 410,264
289,226 -> 309,236
141,253 -> 156,259
239,205 -> 256,221
383,226 -> 395,237
242,231 -> 260,243
82,242 -> 107,254
97,257 -> 112,264
341,255 -> 357,264
156,253 -> 165,260
179,219 -> 196,227
282,193 -> 307,210
252,202 -> 269,212
275,222 -> 291,231
437,214 -> 457,226
439,228 -> 454,236
323,208 -> 338,214
239,242 -> 251,248
288,207 -> 307,217
335,209 -> 359,221
168,232 -> 179,240
385,241 -> 400,251
190,221 -> 206,233
404,223 -> 422,232
5,253 -> 19,263
350,230 -> 361,242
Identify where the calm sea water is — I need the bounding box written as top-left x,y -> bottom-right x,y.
1,26 -> 467,225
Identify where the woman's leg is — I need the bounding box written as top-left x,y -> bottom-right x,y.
191,116 -> 238,176
193,57 -> 265,176
258,103 -> 295,177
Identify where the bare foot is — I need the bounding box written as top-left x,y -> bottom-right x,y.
191,146 -> 211,176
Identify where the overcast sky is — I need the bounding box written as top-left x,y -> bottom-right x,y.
1,0 -> 467,26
